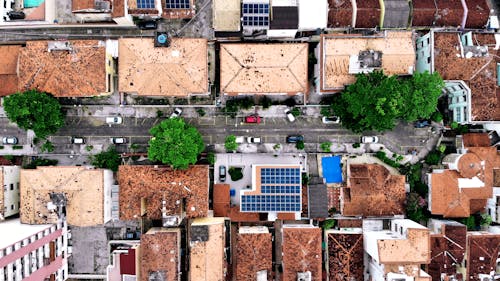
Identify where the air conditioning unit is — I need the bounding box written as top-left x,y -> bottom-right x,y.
95,0 -> 110,10
479,274 -> 492,281
154,32 -> 170,47
297,271 -> 311,281
48,41 -> 72,52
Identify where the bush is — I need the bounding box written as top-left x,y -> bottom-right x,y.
296,140 -> 305,150
283,97 -> 296,107
301,173 -> 309,185
23,158 -> 58,169
291,107 -> 301,117
375,151 -> 401,168
156,110 -> 164,118
225,135 -> 238,151
85,145 -> 94,152
322,219 -> 336,230
207,152 -> 216,165
430,111 -> 443,122
0,146 -> 3,149
91,147 -> 121,172
273,144 -> 281,150
480,213 -> 492,227
261,96 -> 272,109
320,142 -> 332,152
425,150 -> 441,165
320,107 -> 332,117
12,145 -> 23,150
40,141 -> 54,153
228,167 -> 243,181
352,142 -> 360,148
196,108 -> 206,117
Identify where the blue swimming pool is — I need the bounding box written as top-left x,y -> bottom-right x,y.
322,156 -> 342,183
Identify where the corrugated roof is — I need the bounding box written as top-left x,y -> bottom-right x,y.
308,184 -> 328,218
270,6 -> 298,29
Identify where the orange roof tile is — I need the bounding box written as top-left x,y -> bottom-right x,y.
118,165 -> 209,220
428,223 -> 466,280
327,231 -> 364,281
72,0 -> 95,11
378,228 -> 430,264
236,231 -> 273,281
463,133 -> 491,147
139,228 -> 180,281
18,40 -> 107,97
282,226 -> 322,280
0,45 -> 21,96
112,0 -> 125,17
213,184 -> 230,217
466,233 -> 500,280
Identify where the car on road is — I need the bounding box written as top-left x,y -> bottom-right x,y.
219,165 -> 226,182
235,136 -> 245,144
170,108 -> 183,119
286,135 -> 304,143
111,137 -> 127,144
245,114 -> 261,124
322,116 -> 341,124
285,109 -> 296,122
106,116 -> 123,125
136,20 -> 158,30
414,120 -> 430,128
247,137 -> 262,143
72,137 -> 85,144
361,136 -> 379,143
2,136 -> 18,145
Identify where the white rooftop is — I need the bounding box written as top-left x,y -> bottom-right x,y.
298,0 -> 327,30
0,219 -> 53,249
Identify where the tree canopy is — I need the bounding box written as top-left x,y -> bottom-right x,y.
3,90 -> 64,139
148,118 -> 205,170
224,135 -> 238,151
91,147 -> 121,172
329,71 -> 444,133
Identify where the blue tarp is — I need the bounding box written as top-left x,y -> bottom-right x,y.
322,156 -> 342,183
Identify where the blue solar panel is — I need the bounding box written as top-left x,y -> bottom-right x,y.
242,3 -> 269,14
241,195 -> 301,212
242,3 -> 269,27
166,0 -> 190,9
137,0 -> 155,9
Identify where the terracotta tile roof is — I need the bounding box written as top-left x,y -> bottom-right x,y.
212,184 -> 260,221
189,218 -> 226,281
433,32 -> 500,121
355,0 -> 380,28
320,31 -> 415,91
220,43 -> 308,95
139,228 -> 180,281
20,166 -> 111,227
465,0 -> 490,28
342,164 -> 405,217
118,38 -> 208,96
466,233 -> 500,281
494,169 -> 500,187
161,0 -> 195,19
72,0 -> 97,11
435,0 -> 465,27
412,0 -> 436,26
337,218 -> 363,228
235,228 -> 273,281
430,147 -> 500,217
327,0 -> 352,28
326,230 -> 364,281
118,165 -> 209,220
0,45 -> 21,96
377,227 -> 431,264
282,226 -> 322,280
428,223 -> 467,280
277,213 -> 296,220
463,133 -> 491,147
18,40 -> 107,97
112,0 -> 125,17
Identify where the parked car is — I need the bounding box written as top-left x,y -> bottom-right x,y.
2,136 -> 18,145
285,109 -> 296,122
247,137 -> 262,144
245,114 -> 261,124
235,136 -> 245,144
71,137 -> 85,144
219,165 -> 226,182
111,137 -> 127,144
170,108 -> 183,119
414,120 -> 430,128
106,116 -> 123,125
7,11 -> 25,20
322,116 -> 341,124
136,20 -> 158,30
286,135 -> 304,143
361,136 -> 379,143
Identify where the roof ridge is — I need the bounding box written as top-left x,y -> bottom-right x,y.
286,44 -> 308,89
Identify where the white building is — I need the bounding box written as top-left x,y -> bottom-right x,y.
0,165 -> 20,220
0,219 -> 69,281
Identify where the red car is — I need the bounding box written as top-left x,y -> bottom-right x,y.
245,114 -> 261,123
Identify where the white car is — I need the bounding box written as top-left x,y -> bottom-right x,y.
111,137 -> 127,144
247,137 -> 262,144
72,137 -> 85,144
2,136 -> 18,145
322,116 -> 341,124
285,109 -> 296,122
106,116 -> 123,125
235,136 -> 245,144
361,136 -> 379,143
170,108 -> 183,119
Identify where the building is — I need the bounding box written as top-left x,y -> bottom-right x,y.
240,165 -> 302,220
235,226 -> 273,281
118,38 -> 209,97
189,217 -> 227,281
0,45 -> 21,96
281,223 -> 322,281
418,30 -> 500,123
297,0 -> 327,31
342,163 -> 406,217
107,244 -> 139,281
212,0 -> 240,32
466,231 -> 500,280
0,165 -> 20,220
325,228 -> 364,281
138,228 -> 181,281
0,219 -> 69,281
318,31 -> 415,93
428,133 -> 500,218
427,219 -> 467,281
118,165 -> 209,222
17,40 -> 117,97
412,0 -> 489,28
487,165 -> 500,223
0,0 -> 55,24
20,166 -> 113,227
363,219 -> 431,281
220,43 -> 308,96
327,0 -> 352,28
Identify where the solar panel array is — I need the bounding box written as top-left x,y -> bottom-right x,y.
242,3 -> 269,27
165,0 -> 190,9
241,167 -> 301,212
137,0 -> 155,9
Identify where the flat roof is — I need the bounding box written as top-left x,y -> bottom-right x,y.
18,40 -> 107,97
320,31 -> 415,91
213,0 -> 241,31
0,219 -> 52,250
118,38 -> 208,96
0,45 -> 21,96
375,227 -> 430,264
20,166 -> 109,227
220,43 -> 308,95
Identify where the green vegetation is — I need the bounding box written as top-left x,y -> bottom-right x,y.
40,140 -> 54,153
228,167 -> 243,181
322,219 -> 336,230
425,150 -> 442,165
352,142 -> 360,148
23,158 -> 58,169
222,97 -> 255,118
291,107 -> 301,117
406,192 -> 429,223
4,155 -> 14,162
260,96 -> 272,109
85,145 -> 94,152
130,143 -> 139,152
480,213 -> 493,227
430,111 -> 443,122
225,135 -> 238,152
156,110 -> 164,118
91,147 -> 121,172
0,146 -> 4,149
196,108 -> 206,117
461,216 -> 477,231
3,90 -> 64,139
273,144 -> 281,151
148,118 -> 204,170
12,145 -> 23,150
320,142 -> 331,152
301,173 -> 309,185
320,107 -> 332,117
296,140 -> 305,150
207,152 -> 216,165
374,151 -> 401,168
450,121 -> 469,134
328,71 -> 444,133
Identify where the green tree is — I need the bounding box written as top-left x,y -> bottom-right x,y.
400,71 -> 444,121
148,118 -> 205,170
296,140 -> 305,150
40,140 -> 54,153
320,142 -> 332,152
225,135 -> 238,152
91,147 -> 121,172
480,213 -> 492,227
3,90 -> 64,139
425,150 -> 441,165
